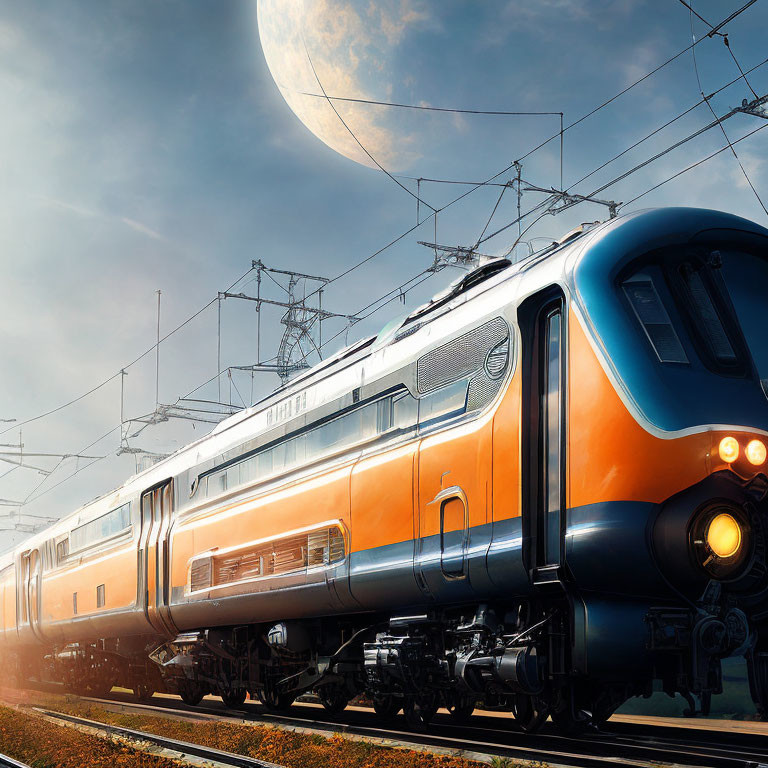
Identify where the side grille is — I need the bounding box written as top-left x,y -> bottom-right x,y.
467,371 -> 503,411
189,557 -> 212,592
189,524 -> 346,592
417,317 -> 509,394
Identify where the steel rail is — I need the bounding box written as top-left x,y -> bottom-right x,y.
35,708 -> 284,768
0,754 -> 32,768
79,692 -> 768,768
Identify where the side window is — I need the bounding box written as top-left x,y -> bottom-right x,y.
418,379 -> 468,428
392,391 -> 418,429
622,272 -> 688,364
542,308 -> 563,565
674,260 -> 745,374
70,502 -> 132,553
56,538 -> 69,565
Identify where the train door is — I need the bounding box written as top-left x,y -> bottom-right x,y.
139,480 -> 176,637
520,289 -> 567,586
20,549 -> 43,641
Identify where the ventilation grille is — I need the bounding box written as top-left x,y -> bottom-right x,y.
417,317 -> 509,394
467,371 -> 503,411
190,557 -> 212,592
190,525 -> 346,592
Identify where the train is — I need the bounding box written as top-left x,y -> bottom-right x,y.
1,206 -> 767,733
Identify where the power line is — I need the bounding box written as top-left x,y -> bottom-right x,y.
295,91 -> 562,117
621,120 -> 768,207
302,41 -> 436,214
675,0 -> 722,31
565,54 -> 768,192
514,0 -> 758,168
301,2 -> 752,306
0,266 -> 254,438
688,3 -> 768,214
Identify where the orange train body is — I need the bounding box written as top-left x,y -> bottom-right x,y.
2,207 -> 768,726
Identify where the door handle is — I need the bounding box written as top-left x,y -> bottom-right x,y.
428,485 -> 468,508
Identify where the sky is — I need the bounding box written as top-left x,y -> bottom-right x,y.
1,0 -> 767,549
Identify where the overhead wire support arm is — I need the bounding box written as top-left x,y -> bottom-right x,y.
735,94 -> 768,119
219,292 -> 360,322
522,184 -> 620,217
251,260 -> 330,284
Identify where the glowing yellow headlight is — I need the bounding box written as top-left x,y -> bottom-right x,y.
746,439 -> 767,466
707,513 -> 742,559
719,436 -> 740,463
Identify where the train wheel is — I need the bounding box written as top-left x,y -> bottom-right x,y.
132,682 -> 152,702
261,686 -> 295,712
403,694 -> 438,731
372,695 -> 401,718
317,687 -> 349,714
221,687 -> 247,708
549,706 -> 590,736
512,694 -> 548,733
179,683 -> 205,707
446,695 -> 475,723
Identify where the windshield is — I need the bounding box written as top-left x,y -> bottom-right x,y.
720,249 -> 768,385
594,241 -> 768,433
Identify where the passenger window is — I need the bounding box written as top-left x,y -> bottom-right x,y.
96,584 -> 105,608
258,449 -> 273,476
418,379 -> 468,428
622,272 -> 688,363
56,539 -> 69,564
377,397 -> 393,432
392,391 -> 418,429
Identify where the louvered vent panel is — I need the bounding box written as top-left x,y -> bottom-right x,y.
417,318 -> 508,394
190,557 -> 212,592
307,529 -> 329,567
328,527 -> 345,564
204,525 -> 347,588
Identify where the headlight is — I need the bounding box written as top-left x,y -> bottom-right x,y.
690,503 -> 750,580
746,439 -> 767,466
706,513 -> 742,559
718,436 -> 740,463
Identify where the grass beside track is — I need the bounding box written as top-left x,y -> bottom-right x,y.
0,704 -> 181,768
42,698 -> 523,768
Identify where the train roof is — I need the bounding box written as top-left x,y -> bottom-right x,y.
7,206 -> 767,560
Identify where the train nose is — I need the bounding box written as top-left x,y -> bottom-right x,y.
652,470 -> 768,599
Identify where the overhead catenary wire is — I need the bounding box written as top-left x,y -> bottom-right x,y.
513,0 -> 759,169
621,106 -> 768,208
301,41 -> 437,214
295,91 -> 562,117
565,54 -> 768,192
301,1 -> 753,306
5,2 -> 764,512
0,266 -> 255,439
688,3 -> 768,215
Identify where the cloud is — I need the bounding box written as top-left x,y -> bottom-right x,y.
38,196 -> 167,242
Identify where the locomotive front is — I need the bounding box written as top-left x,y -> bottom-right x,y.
571,207 -> 768,717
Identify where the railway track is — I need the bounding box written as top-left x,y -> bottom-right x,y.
78,691 -> 768,768
36,709 -> 283,768
0,755 -> 31,768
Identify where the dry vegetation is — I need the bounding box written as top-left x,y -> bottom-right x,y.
48,699 -> 495,768
0,704 -> 181,768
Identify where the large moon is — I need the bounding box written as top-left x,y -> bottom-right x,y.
257,0 -> 425,171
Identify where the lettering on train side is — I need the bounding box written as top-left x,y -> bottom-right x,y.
266,391 -> 308,427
